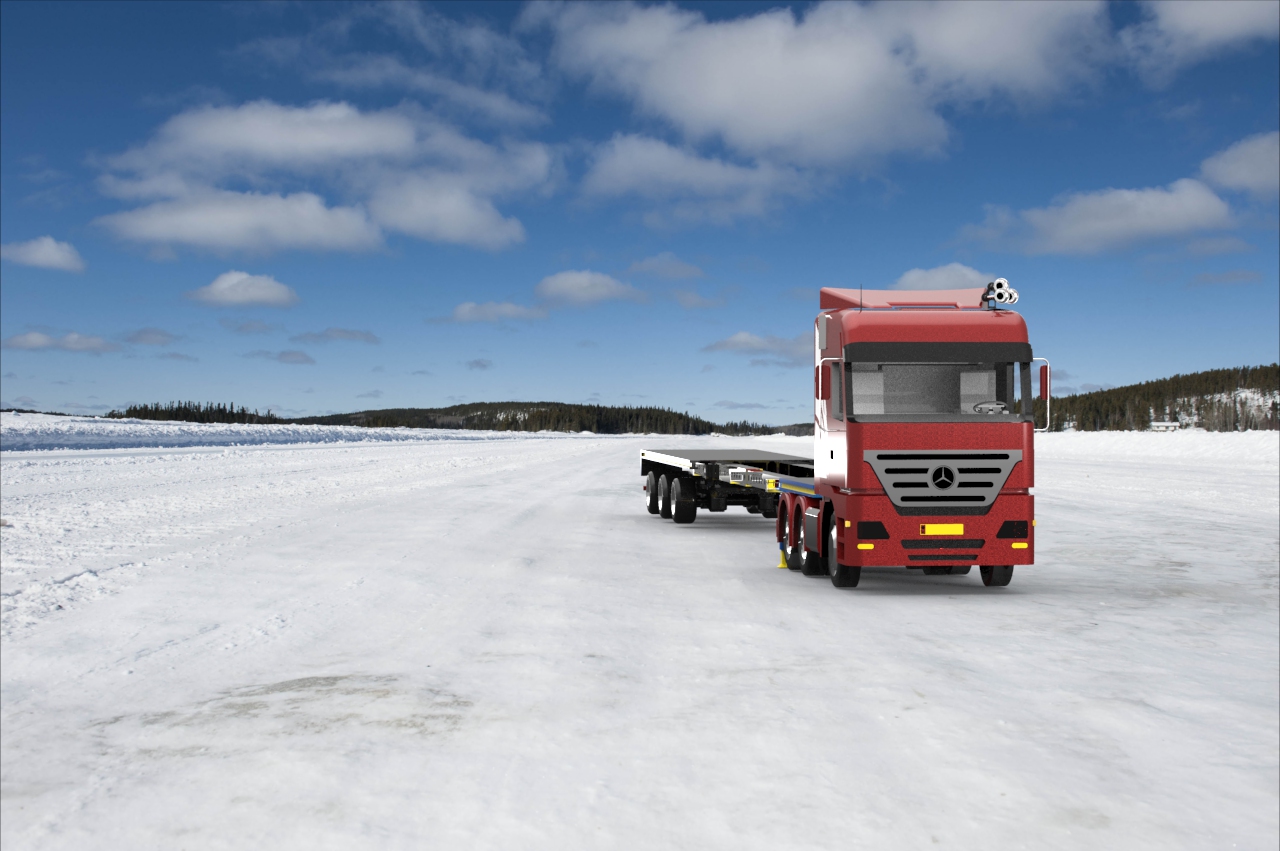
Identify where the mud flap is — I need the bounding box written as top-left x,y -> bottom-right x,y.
804,507 -> 822,554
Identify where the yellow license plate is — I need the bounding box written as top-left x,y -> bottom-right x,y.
920,523 -> 964,536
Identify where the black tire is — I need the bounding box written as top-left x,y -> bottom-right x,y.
657,474 -> 673,519
950,565 -> 972,576
828,519 -> 861,588
759,495 -> 778,519
671,478 -> 697,524
783,506 -> 802,570
645,471 -> 660,515
980,565 -> 1014,587
799,513 -> 825,576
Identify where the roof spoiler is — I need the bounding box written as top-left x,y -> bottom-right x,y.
819,287 -> 988,310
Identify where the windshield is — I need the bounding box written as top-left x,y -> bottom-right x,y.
845,361 -> 1032,422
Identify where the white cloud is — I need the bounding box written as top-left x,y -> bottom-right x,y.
368,175 -> 526,250
96,100 -> 553,253
0,236 -> 85,272
894,263 -> 993,290
98,190 -> 381,253
109,100 -> 419,175
315,56 -> 545,126
356,389 -> 384,399
627,251 -> 704,279
1121,0 -> 1280,83
2,332 -> 117,353
672,289 -> 723,309
127,328 -> 177,346
189,271 -> 300,307
290,328 -> 381,344
466,359 -> 493,370
1021,179 -> 1232,254
966,179 -> 1233,255
584,135 -> 802,223
1200,131 -> 1280,196
702,331 -> 809,367
446,301 -> 548,323
536,1 -> 1110,167
246,349 -> 315,365
534,270 -> 643,306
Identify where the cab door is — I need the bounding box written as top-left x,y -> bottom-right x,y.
814,315 -> 847,488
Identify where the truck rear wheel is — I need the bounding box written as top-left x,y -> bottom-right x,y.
671,478 -> 697,524
657,474 -> 673,519
645,471 -> 660,514
980,565 -> 1014,587
828,521 -> 861,588
799,510 -> 825,576
782,507 -> 802,570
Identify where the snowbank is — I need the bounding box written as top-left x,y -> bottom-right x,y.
0,412 -> 583,452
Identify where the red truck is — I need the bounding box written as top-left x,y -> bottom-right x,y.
641,280 -> 1050,589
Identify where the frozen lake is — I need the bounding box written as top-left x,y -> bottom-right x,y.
2,415 -> 1277,849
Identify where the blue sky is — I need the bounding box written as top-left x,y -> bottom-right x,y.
1,0 -> 1277,423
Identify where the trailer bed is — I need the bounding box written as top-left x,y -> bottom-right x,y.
640,449 -> 816,497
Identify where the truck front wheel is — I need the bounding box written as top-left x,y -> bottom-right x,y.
980,565 -> 1014,587
828,521 -> 861,588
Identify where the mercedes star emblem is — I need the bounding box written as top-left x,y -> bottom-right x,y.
931,466 -> 956,489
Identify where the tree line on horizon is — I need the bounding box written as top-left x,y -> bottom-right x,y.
104,400 -> 807,435
106,401 -> 283,424
94,364 -> 1278,434
1044,364 -> 1278,431
291,402 -> 809,436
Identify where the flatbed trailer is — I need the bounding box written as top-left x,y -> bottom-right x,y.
641,281 -> 1050,591
641,449 -> 816,517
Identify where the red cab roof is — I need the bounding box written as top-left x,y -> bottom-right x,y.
820,288 -> 1028,344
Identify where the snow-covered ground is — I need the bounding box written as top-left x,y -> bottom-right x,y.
1,416 -> 1276,849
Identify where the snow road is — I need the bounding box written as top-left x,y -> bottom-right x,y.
1,419 -> 1277,849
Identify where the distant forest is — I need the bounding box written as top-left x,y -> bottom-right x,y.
94,364 -> 1279,434
106,400 -> 807,435
291,402 -> 809,436
106,401 -> 283,424
1046,364 -> 1278,431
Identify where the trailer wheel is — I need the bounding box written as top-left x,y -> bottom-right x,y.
759,495 -> 778,519
645,471 -> 660,515
828,520 -> 861,588
782,507 -> 802,570
799,517 -> 825,576
980,565 -> 1014,587
657,474 -> 673,519
671,478 -> 697,524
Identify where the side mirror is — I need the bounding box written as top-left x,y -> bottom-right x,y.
1039,364 -> 1050,401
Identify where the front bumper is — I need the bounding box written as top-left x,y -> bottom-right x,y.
835,493 -> 1034,567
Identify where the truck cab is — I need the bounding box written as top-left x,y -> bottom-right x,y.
804,284 -> 1043,587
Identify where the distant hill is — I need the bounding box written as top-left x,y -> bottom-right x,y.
288,402 -> 808,436
1048,364 -> 1278,431
102,399 -> 807,435
100,365 -> 1277,435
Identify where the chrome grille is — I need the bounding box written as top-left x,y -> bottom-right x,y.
863,450 -> 1022,515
